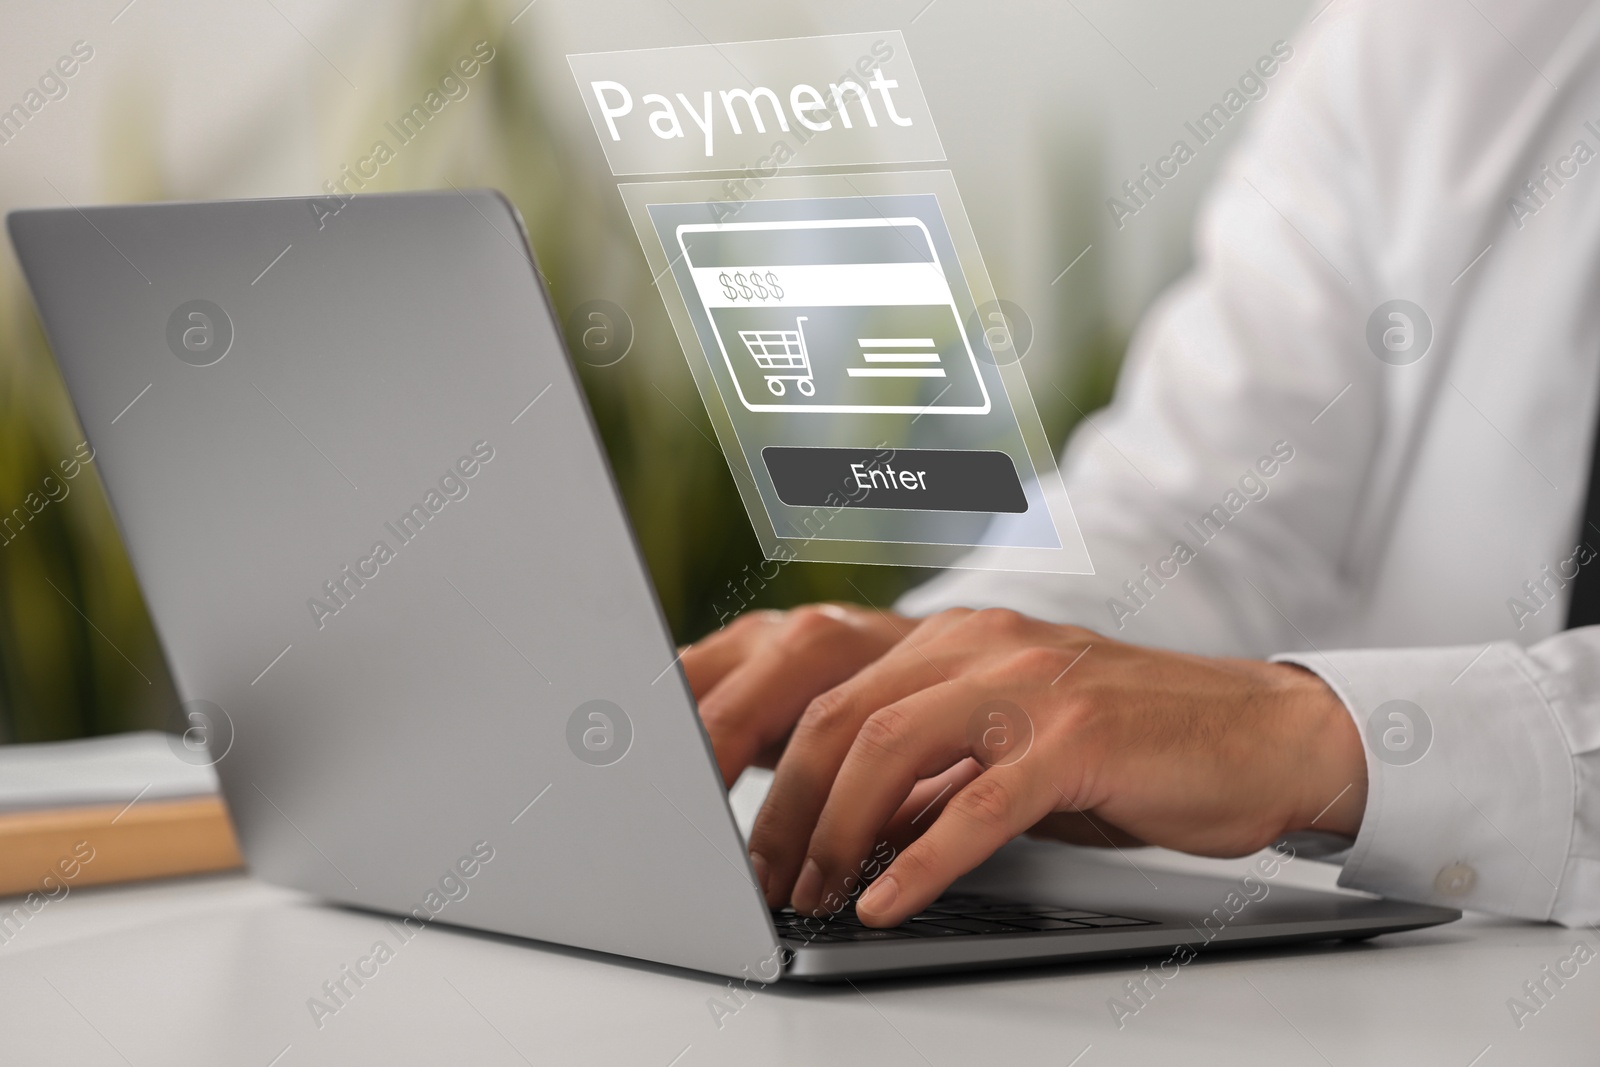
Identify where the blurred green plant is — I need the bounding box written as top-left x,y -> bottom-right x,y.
0,257 -> 179,741
0,2 -> 1126,742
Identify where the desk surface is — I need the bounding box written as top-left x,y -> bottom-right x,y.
1,845 -> 1592,1066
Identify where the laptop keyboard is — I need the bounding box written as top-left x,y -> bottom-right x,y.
772,893 -> 1155,943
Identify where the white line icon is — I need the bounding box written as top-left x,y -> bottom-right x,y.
740,316 -> 816,396
852,336 -> 944,378
675,216 -> 990,415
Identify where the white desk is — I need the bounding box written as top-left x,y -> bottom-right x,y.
1,845 -> 1592,1066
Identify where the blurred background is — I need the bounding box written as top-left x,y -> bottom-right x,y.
0,0 -> 1310,742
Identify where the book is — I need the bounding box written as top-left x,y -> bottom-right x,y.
0,732 -> 242,899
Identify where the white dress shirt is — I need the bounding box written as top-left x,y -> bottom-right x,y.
900,0 -> 1600,926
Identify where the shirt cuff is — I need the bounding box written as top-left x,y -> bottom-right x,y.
1272,642 -> 1574,920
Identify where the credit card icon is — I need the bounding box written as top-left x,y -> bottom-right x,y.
675,217 -> 991,415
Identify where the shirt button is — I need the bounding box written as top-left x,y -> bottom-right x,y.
1434,863 -> 1476,896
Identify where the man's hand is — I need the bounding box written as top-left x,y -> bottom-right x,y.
680,604 -> 911,788
725,607 -> 1366,927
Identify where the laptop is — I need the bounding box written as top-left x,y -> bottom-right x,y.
7,190 -> 1459,982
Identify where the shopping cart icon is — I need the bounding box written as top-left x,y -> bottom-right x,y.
739,316 -> 815,397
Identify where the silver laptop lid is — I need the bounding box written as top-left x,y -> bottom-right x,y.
9,190 -> 779,980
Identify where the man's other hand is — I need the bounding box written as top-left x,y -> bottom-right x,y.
681,604 -> 910,790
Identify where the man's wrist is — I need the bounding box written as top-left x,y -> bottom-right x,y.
1277,663 -> 1368,839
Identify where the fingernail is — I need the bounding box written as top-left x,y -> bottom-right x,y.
749,852 -> 769,896
859,874 -> 898,915
792,858 -> 822,914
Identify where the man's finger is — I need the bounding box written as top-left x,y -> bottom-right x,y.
679,610 -> 780,699
795,682 -> 988,916
700,639 -> 851,790
856,764 -> 1062,927
879,759 -> 983,851
800,681 -> 1024,915
697,614 -> 871,787
748,624 -> 956,909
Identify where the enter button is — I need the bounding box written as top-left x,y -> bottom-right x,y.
762,446 -> 1029,514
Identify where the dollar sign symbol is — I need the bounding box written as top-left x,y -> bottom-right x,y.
751,272 -> 768,299
719,272 -> 737,301
735,272 -> 753,301
766,271 -> 784,300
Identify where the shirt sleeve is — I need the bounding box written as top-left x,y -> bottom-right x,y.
1276,634 -> 1600,927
